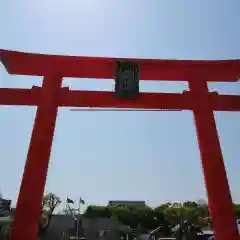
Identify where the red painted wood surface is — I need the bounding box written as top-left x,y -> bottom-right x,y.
0,50 -> 240,240
0,88 -> 239,111
1,49 -> 240,81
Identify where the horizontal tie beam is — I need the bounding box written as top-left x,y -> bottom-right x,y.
0,87 -> 239,111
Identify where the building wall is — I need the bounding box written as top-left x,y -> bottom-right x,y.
40,215 -> 129,240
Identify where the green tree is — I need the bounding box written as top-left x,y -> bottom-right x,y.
82,200 -> 226,238
233,204 -> 240,217
153,205 -> 172,236
84,204 -> 164,230
162,202 -> 203,239
84,205 -> 111,218
183,201 -> 198,208
111,205 -> 136,228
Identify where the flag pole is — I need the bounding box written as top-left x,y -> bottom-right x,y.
76,197 -> 81,238
76,217 -> 79,238
65,198 -> 68,215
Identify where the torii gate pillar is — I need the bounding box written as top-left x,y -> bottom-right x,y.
189,78 -> 239,239
10,75 -> 63,240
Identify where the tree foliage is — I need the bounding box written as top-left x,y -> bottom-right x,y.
234,203 -> 240,219
83,200 -> 215,236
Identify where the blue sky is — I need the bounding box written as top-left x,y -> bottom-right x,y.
0,0 -> 240,211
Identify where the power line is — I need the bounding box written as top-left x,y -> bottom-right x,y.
70,108 -> 182,112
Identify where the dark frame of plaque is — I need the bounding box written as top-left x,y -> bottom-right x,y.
115,61 -> 140,99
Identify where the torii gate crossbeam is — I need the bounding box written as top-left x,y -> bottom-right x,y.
0,50 -> 240,240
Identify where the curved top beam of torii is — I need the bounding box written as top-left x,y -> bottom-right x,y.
1,49 -> 240,82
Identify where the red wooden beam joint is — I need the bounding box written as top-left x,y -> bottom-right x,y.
182,91 -> 240,111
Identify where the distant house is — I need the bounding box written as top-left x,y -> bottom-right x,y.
0,197 -> 12,224
0,198 -> 13,240
0,198 -> 11,214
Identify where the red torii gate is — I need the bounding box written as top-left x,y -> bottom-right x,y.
0,49 -> 240,240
